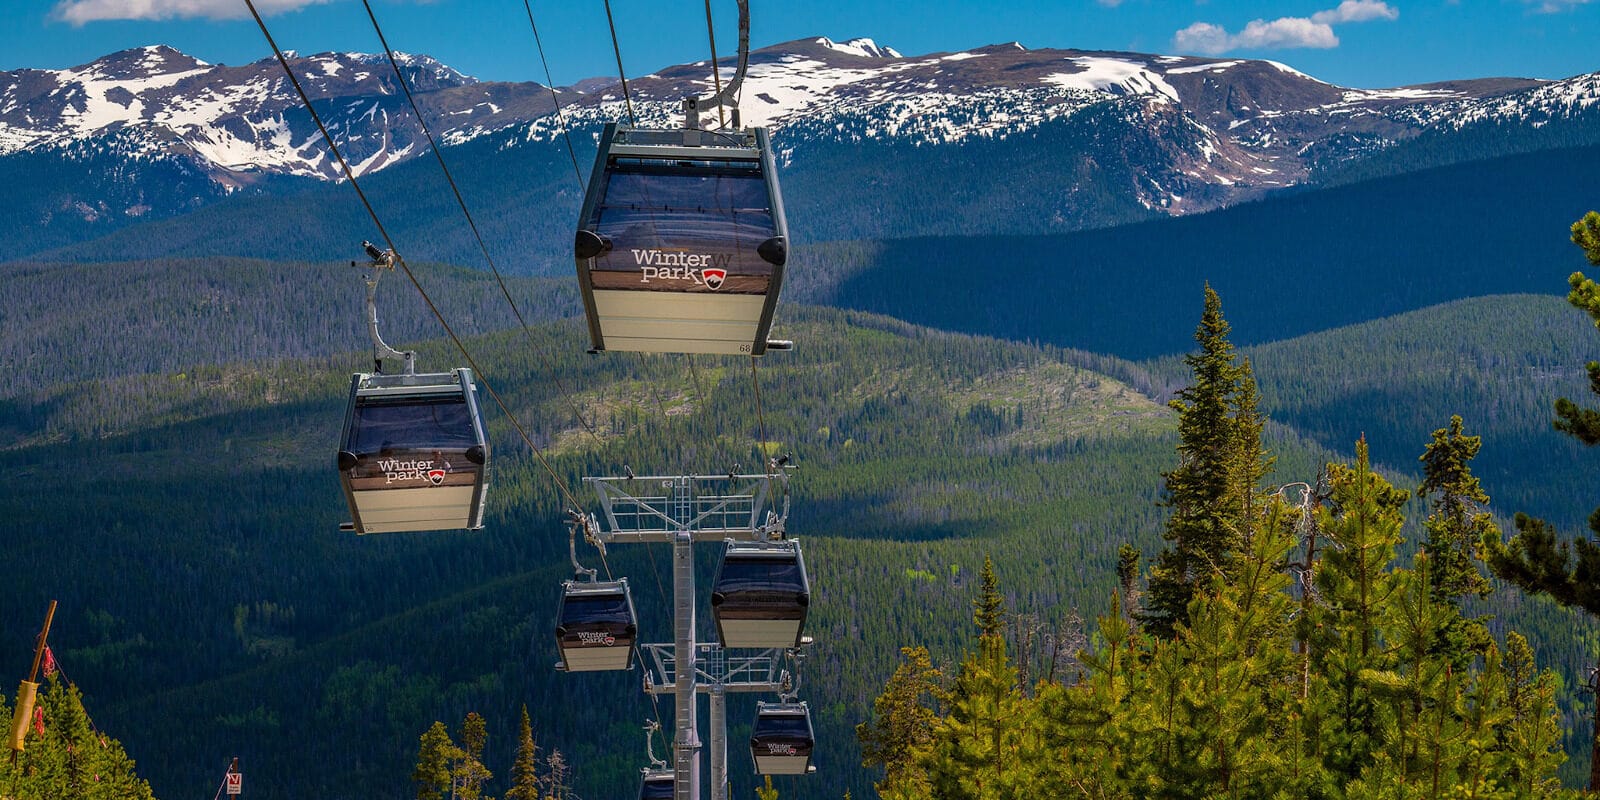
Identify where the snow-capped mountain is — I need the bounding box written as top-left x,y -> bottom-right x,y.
2,36 -> 1597,259
0,44 -> 565,184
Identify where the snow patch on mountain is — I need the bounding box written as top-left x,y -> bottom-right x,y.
1167,60 -> 1244,75
1043,56 -> 1179,102
816,37 -> 902,59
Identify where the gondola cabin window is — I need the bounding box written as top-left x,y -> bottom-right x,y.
586,162 -> 778,296
348,395 -> 478,455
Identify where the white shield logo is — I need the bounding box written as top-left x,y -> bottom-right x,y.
702,268 -> 727,290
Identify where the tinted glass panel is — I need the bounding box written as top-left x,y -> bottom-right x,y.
349,395 -> 477,454
641,778 -> 674,800
562,593 -> 634,626
717,557 -> 804,595
589,163 -> 777,281
754,713 -> 812,740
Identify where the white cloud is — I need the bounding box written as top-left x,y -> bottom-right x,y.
1173,1 -> 1397,55
52,0 -> 332,25
1312,0 -> 1400,23
1525,0 -> 1591,12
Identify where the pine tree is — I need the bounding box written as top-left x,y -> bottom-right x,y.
506,706 -> 540,800
457,712 -> 492,800
414,721 -> 458,800
1416,416 -> 1496,669
972,554 -> 1006,639
858,645 -> 944,796
1495,632 -> 1567,797
1143,284 -> 1273,638
926,620 -> 1035,799
1555,210 -> 1600,444
2,676 -> 154,800
754,774 -> 779,800
1116,543 -> 1142,621
1417,416 -> 1494,603
1312,438 -> 1410,781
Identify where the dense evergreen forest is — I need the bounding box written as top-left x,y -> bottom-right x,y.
5,240 -> 1600,797
804,144 -> 1600,360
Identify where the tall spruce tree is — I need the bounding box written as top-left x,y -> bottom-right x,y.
1416,415 -> 1495,665
1483,209 -> 1600,790
972,554 -> 1006,639
1142,284 -> 1273,638
507,706 -> 540,800
858,646 -> 944,796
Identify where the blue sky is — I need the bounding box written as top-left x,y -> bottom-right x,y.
4,0 -> 1597,89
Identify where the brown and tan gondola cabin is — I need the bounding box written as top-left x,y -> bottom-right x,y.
337,369 -> 488,534
574,124 -> 789,356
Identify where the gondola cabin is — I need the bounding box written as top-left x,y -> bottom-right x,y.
711,540 -> 809,649
574,124 -> 789,356
337,369 -> 488,534
639,769 -> 674,800
750,701 -> 815,775
556,579 -> 638,672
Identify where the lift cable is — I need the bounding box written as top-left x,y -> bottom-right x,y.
601,0 -> 637,125
631,352 -> 675,601
750,356 -> 774,478
519,0 -> 584,189
358,0 -> 606,449
245,0 -> 587,514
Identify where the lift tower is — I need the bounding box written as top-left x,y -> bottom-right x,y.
572,470 -> 802,800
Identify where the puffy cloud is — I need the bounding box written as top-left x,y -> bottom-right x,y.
52,0 -> 331,25
1525,0 -> 1591,12
1312,0 -> 1401,23
1173,1 -> 1397,55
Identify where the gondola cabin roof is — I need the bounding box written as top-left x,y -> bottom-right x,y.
575,124 -> 789,357
714,541 -> 811,596
639,769 -> 674,800
337,369 -> 489,534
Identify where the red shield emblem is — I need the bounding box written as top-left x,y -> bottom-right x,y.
702,268 -> 727,290
428,468 -> 446,485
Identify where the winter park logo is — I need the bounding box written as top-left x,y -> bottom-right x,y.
376,458 -> 448,485
577,631 -> 617,646
631,249 -> 732,289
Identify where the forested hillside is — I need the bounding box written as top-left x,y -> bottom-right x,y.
5,242 -> 1600,796
1209,295 -> 1597,530
801,144 -> 1600,360
0,276 -> 1197,799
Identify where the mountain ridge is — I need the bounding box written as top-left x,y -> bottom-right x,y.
2,35 -> 1592,258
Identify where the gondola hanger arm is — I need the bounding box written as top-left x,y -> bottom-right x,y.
353,241 -> 415,375
685,0 -> 748,128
